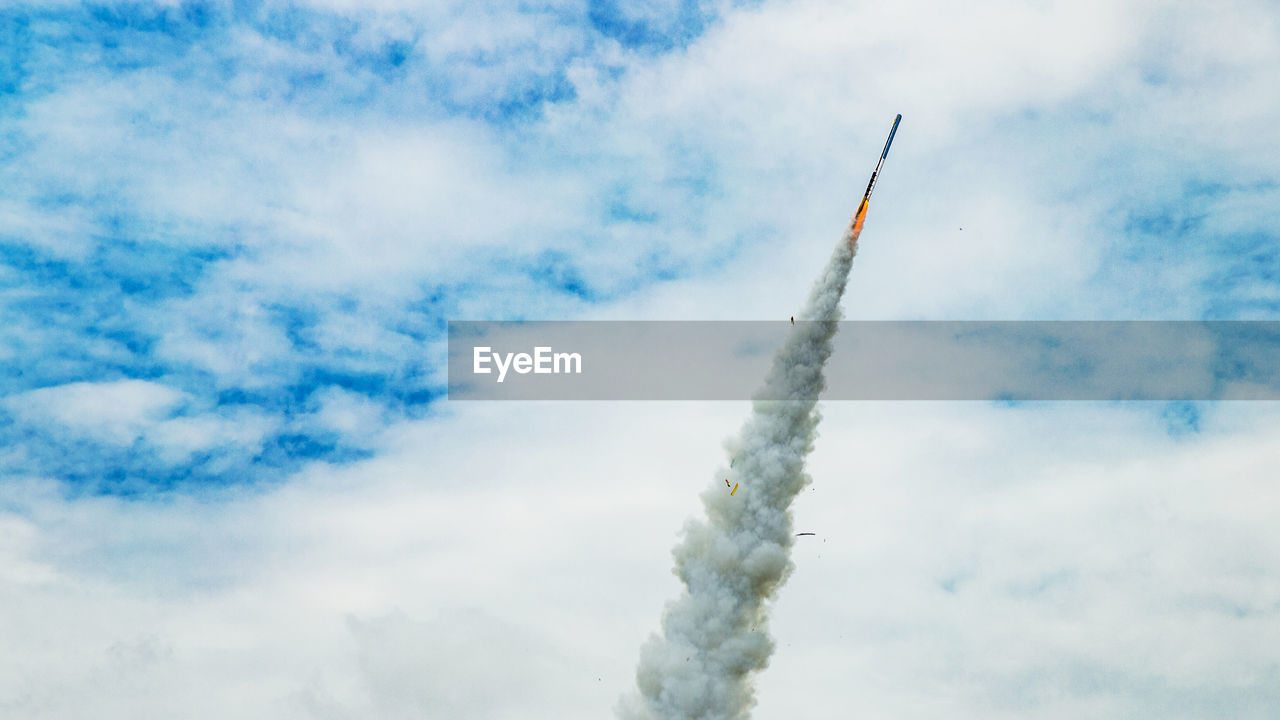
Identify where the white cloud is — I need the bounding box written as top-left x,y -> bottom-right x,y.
5,0 -> 1280,717
3,402 -> 1280,717
6,380 -> 188,446
147,409 -> 279,464
308,387 -> 386,439
276,122 -> 590,290
3,380 -> 275,462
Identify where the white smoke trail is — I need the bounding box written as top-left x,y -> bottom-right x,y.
618,230 -> 859,720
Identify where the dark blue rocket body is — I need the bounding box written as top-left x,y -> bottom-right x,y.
882,114 -> 902,160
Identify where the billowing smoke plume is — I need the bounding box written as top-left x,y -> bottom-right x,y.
618,230 -> 859,720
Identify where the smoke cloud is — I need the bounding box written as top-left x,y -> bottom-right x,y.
618,229 -> 859,719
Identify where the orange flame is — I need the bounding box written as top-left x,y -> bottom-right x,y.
849,203 -> 868,245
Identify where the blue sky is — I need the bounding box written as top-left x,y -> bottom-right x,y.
2,1 -> 1279,718
1,0 -> 748,493
4,0 -> 1276,495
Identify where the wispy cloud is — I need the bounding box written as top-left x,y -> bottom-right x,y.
1,2 -> 1279,713
1,0 -> 741,491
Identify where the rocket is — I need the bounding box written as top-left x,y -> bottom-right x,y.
850,114 -> 901,239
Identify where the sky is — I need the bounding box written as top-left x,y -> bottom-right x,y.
1,0 -> 1279,717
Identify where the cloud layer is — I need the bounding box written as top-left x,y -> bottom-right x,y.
1,0 -> 1278,717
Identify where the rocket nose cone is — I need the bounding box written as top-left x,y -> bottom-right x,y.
882,116 -> 901,159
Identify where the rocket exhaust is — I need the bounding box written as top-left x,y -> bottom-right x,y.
617,116 -> 900,720
617,240 -> 855,720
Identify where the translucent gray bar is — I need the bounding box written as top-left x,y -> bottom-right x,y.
447,321 -> 1280,401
